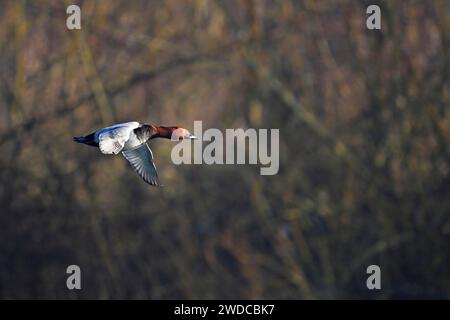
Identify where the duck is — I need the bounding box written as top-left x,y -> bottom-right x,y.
73,122 -> 196,186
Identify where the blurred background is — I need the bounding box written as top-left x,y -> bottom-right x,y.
0,0 -> 449,299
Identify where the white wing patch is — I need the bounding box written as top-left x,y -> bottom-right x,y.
99,134 -> 128,154
98,124 -> 138,155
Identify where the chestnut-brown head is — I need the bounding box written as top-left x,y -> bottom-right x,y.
149,125 -> 196,140
170,127 -> 197,141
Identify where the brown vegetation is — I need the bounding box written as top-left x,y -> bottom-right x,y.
0,0 -> 449,299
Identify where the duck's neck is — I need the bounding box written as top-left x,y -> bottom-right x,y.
151,126 -> 178,139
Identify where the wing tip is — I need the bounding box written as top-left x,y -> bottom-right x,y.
147,180 -> 163,187
143,174 -> 163,187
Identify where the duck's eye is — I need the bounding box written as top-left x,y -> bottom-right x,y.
179,136 -> 184,141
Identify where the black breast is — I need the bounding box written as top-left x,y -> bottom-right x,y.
133,125 -> 151,141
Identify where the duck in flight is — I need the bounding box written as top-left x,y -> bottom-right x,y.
73,122 -> 196,186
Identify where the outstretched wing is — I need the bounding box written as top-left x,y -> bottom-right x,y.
122,143 -> 162,186
98,122 -> 139,155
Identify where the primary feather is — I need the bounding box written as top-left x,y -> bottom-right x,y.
122,143 -> 161,186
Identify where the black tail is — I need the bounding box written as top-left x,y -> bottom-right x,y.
73,133 -> 98,147
73,136 -> 87,143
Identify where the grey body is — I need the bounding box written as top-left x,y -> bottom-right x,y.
75,122 -> 161,186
